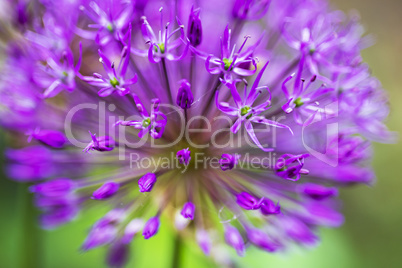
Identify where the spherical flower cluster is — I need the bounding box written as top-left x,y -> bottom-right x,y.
0,0 -> 394,267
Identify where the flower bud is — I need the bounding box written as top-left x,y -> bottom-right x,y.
176,79 -> 193,109
246,228 -> 281,252
40,205 -> 79,229
82,209 -> 126,250
181,202 -> 195,220
236,192 -> 261,210
275,153 -> 309,181
224,226 -> 245,256
219,154 -> 237,171
82,222 -> 118,251
142,216 -> 160,239
187,6 -> 202,47
232,0 -> 271,20
301,183 -> 338,201
29,178 -> 75,197
283,216 -> 318,246
260,199 -> 280,215
28,129 -> 67,148
92,182 -> 120,200
107,242 -> 129,268
138,173 -> 157,192
83,131 -> 115,153
176,148 -> 191,165
196,229 -> 212,255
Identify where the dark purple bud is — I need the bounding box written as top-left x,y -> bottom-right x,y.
92,182 -> 120,200
224,226 -> 245,257
260,199 -> 281,215
28,129 -> 67,148
196,229 -> 211,255
187,6 -> 202,47
142,216 -> 160,239
232,0 -> 271,20
29,178 -> 75,197
236,192 -> 261,210
301,183 -> 338,201
246,228 -> 281,252
16,3 -> 29,26
219,154 -> 237,171
181,202 -> 195,220
275,154 -> 309,181
176,80 -> 194,109
138,173 -> 157,192
107,242 -> 129,268
177,148 -> 191,165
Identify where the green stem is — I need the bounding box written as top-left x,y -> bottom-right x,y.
18,184 -> 41,268
171,233 -> 182,268
161,58 -> 173,104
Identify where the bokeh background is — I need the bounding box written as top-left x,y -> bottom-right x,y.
1,0 -> 401,267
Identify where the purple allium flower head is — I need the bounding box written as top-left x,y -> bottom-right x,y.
177,148 -> 191,165
92,182 -> 120,200
143,216 -> 160,239
138,173 -> 157,192
0,0 -> 395,266
181,202 -> 195,220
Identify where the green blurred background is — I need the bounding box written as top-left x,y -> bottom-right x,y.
1,0 -> 402,267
